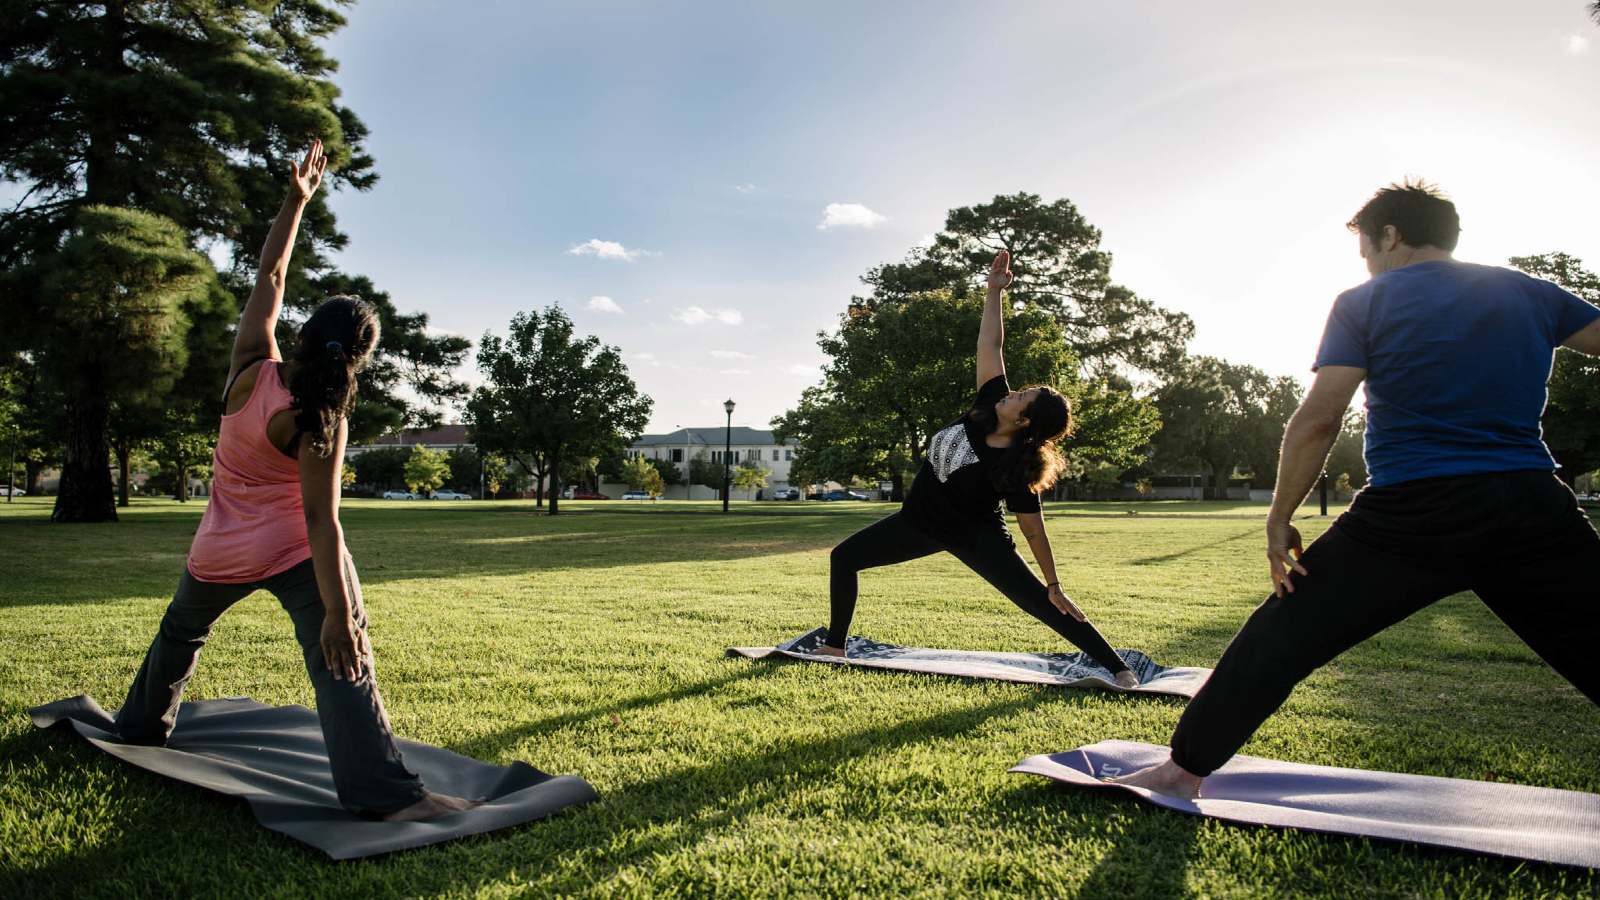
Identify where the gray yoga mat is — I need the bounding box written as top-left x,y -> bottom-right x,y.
1012,740 -> 1600,869
729,627 -> 1211,698
30,695 -> 598,860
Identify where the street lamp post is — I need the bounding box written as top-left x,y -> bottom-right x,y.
722,399 -> 735,513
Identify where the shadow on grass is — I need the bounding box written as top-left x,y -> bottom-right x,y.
464,662 -> 783,753
1129,526 -> 1261,566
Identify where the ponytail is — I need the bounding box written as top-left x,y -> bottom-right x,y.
289,296 -> 380,457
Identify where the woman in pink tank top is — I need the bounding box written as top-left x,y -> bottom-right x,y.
113,142 -> 473,821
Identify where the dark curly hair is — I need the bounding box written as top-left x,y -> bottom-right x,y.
969,385 -> 1073,494
289,296 -> 380,457
1347,178 -> 1460,251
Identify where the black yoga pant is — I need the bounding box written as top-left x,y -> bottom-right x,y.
115,557 -> 428,816
1171,470 -> 1600,777
827,511 -> 1130,674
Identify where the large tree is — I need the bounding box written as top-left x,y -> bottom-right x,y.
465,306 -> 653,515
1152,356 -> 1299,499
861,193 -> 1194,376
1508,253 -> 1600,487
775,288 -> 1157,500
0,1 -> 466,518
31,206 -> 212,521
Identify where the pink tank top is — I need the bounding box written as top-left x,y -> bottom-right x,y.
187,360 -> 313,583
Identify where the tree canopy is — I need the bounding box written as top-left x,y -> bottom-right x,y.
1509,253 -> 1600,486
861,193 -> 1194,376
0,1 -> 466,518
465,306 -> 653,515
1151,356 -> 1301,498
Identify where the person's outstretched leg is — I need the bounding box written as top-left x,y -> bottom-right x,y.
114,571 -> 253,745
825,512 -> 945,651
1162,524 -> 1468,782
1470,474 -> 1600,706
264,557 -> 436,817
949,530 -> 1131,678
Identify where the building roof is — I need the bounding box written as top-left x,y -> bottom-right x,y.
364,424 -> 470,447
633,427 -> 786,447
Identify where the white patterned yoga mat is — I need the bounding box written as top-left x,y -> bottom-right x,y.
729,627 -> 1211,699
1012,740 -> 1600,869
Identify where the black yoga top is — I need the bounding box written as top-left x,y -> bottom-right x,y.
901,374 -> 1040,544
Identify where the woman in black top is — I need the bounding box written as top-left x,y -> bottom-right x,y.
814,251 -> 1138,688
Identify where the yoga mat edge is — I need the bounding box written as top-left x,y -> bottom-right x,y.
1011,739 -> 1600,870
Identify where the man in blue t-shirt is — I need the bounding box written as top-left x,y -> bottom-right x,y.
1114,180 -> 1600,798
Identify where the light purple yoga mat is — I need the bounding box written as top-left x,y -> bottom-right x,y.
1012,740 -> 1600,869
729,627 -> 1211,698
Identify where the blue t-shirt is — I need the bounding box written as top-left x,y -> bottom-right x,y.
1314,260 -> 1599,487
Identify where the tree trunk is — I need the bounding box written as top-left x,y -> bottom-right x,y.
548,446 -> 562,516
25,459 -> 45,496
175,463 -> 189,502
1212,467 -> 1231,502
53,392 -> 117,522
889,470 -> 905,503
533,473 -> 545,507
115,438 -> 131,507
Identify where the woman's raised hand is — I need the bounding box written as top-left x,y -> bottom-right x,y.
289,139 -> 328,202
987,250 -> 1013,293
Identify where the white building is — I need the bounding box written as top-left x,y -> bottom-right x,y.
625,427 -> 798,499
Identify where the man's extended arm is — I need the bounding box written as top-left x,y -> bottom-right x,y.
1266,365 -> 1365,597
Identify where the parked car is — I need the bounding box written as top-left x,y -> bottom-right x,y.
770,488 -> 801,501
0,486 -> 25,497
822,489 -> 868,501
430,490 -> 471,500
621,490 -> 653,500
381,490 -> 416,500
567,490 -> 609,500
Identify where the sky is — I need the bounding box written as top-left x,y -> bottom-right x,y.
318,0 -> 1600,433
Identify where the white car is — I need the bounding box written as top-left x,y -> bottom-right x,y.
382,490 -> 416,500
621,490 -> 652,500
0,486 -> 25,497
430,490 -> 471,500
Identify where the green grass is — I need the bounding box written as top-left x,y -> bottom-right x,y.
2,496 -> 1598,898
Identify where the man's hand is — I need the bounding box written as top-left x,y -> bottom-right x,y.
320,610 -> 369,681
1266,518 -> 1308,598
987,250 -> 1013,293
1048,584 -> 1086,622
290,139 -> 328,203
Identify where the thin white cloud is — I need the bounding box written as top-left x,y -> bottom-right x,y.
567,238 -> 657,262
786,363 -> 820,377
734,183 -> 757,194
630,351 -> 661,367
818,202 -> 887,230
719,368 -> 752,376
710,349 -> 755,360
588,295 -> 623,315
673,306 -> 744,326
1567,34 -> 1591,55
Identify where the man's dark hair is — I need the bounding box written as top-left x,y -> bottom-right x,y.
1346,179 -> 1461,251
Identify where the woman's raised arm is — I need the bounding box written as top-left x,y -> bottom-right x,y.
976,250 -> 1011,389
225,140 -> 328,391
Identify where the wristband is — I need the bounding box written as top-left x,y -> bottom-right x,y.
1046,581 -> 1060,588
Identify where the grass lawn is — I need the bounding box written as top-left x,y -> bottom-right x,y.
2,496 -> 1598,898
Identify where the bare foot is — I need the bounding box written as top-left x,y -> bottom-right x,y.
383,792 -> 481,822
810,645 -> 847,658
1108,757 -> 1203,799
1112,670 -> 1140,690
